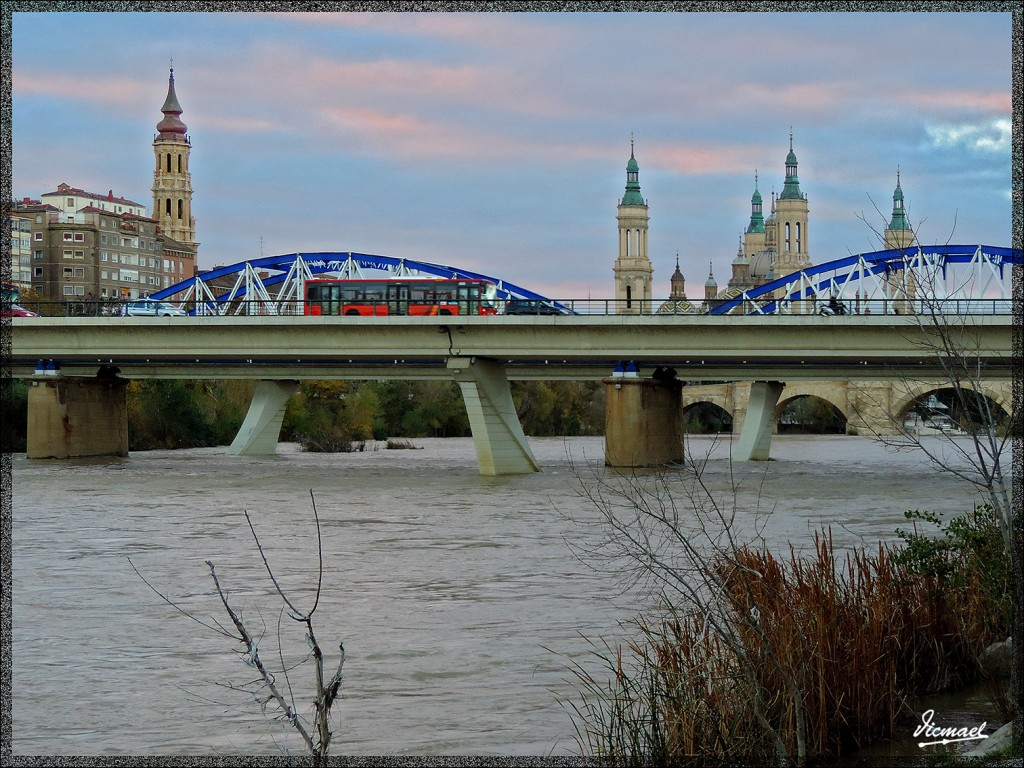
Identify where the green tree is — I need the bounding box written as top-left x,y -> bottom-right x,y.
127,380 -> 220,449
1,379 -> 30,453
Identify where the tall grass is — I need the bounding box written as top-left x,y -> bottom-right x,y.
572,527 -> 1006,764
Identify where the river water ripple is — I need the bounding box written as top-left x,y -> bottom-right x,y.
10,434 -> 999,756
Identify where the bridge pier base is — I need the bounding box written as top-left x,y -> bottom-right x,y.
733,381 -> 785,461
447,357 -> 540,475
229,380 -> 300,456
27,375 -> 129,459
604,377 -> 684,467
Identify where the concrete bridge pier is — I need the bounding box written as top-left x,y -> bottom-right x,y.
229,379 -> 300,455
447,356 -> 540,475
733,381 -> 786,461
27,374 -> 129,459
604,376 -> 684,467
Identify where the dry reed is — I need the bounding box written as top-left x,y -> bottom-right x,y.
584,528 -> 1003,764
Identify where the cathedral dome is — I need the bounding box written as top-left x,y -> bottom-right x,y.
749,249 -> 775,279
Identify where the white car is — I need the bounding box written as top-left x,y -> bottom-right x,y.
122,299 -> 187,317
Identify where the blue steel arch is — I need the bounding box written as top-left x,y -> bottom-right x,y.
709,244 -> 1020,315
150,251 -> 566,314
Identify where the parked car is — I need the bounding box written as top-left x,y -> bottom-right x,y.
121,299 -> 187,317
504,299 -> 566,315
1,303 -> 39,317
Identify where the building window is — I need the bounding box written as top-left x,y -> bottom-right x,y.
63,285 -> 76,296
34,250 -> 43,259
74,250 -> 84,259
66,198 -> 74,207
101,252 -> 108,262
34,232 -> 42,241
63,232 -> 74,241
74,232 -> 84,241
34,267 -> 43,277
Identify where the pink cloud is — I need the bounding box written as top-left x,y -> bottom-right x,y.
652,142 -> 765,177
267,10 -> 566,50
899,89 -> 1010,114
13,70 -> 150,107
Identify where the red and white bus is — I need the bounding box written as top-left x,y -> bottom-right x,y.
304,278 -> 499,316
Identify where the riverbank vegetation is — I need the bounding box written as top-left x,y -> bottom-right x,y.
566,485 -> 1012,765
2,377 -> 608,453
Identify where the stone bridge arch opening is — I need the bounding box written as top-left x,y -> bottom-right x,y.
899,387 -> 1013,435
776,394 -> 847,434
682,401 -> 734,434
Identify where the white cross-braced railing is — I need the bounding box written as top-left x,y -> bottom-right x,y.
149,251 -> 562,315
710,244 -> 1019,315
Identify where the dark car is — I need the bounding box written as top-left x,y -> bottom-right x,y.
1,304 -> 39,317
504,299 -> 566,315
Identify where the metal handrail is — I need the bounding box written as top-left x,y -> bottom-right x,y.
7,296 -> 1016,318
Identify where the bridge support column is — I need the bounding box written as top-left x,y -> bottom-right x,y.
604,377 -> 683,467
229,380 -> 300,456
733,381 -> 785,461
27,375 -> 128,459
447,357 -> 540,475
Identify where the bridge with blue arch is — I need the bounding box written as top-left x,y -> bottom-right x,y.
148,244 -> 1019,316
11,242 -> 1019,475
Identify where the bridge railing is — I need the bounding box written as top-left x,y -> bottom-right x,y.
7,297 -> 1016,318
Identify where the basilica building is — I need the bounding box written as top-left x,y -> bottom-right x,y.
614,133 -> 915,314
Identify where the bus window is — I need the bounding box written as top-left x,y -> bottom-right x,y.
387,283 -> 411,315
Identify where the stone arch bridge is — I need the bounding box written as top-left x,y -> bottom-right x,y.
682,379 -> 1014,436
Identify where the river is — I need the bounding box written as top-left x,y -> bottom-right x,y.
8,434 -> 1005,757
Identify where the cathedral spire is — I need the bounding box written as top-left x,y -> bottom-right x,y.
747,170 -> 765,233
888,168 -> 911,232
621,140 -> 645,206
779,129 -> 802,200
156,67 -> 187,137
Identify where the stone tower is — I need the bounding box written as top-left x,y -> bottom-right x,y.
773,131 -> 810,278
884,170 -> 917,312
884,170 -> 915,250
669,255 -> 686,300
152,67 -> 196,248
704,262 -> 718,303
614,141 -> 653,314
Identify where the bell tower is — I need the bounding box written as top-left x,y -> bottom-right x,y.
152,66 -> 196,248
884,170 -> 917,312
773,130 -> 810,277
613,140 -> 653,314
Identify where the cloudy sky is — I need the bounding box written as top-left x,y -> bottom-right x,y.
8,7 -> 1015,300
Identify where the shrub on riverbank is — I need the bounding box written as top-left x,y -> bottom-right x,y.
573,515 -> 1010,765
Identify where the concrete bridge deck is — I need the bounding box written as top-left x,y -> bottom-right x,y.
8,313 -> 1015,382
11,313 -> 1014,473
